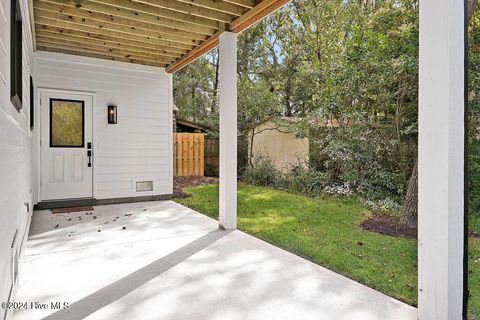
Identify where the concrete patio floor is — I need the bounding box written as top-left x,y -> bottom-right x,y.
15,201 -> 417,320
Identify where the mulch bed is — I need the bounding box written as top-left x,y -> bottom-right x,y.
361,214 -> 480,239
470,231 -> 480,238
173,176 -> 219,199
360,214 -> 417,239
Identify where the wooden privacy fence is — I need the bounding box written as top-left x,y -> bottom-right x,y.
204,137 -> 248,176
204,137 -> 219,176
174,133 -> 205,176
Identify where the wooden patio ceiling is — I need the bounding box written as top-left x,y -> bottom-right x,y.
30,0 -> 289,72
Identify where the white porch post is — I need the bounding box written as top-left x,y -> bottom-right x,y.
418,0 -> 466,319
218,31 -> 238,230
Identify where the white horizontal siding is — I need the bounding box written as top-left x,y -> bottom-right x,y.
34,51 -> 173,200
0,0 -> 34,319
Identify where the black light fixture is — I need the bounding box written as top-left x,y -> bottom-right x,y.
108,105 -> 117,124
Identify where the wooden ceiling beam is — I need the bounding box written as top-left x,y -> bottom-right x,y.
166,31 -> 219,73
38,0 -> 220,34
34,9 -> 204,46
94,0 -> 235,25
36,41 -> 172,65
230,0 -> 290,32
36,29 -> 183,58
90,0 -> 224,29
35,18 -> 195,50
35,25 -> 188,55
37,36 -> 176,64
222,0 -> 255,9
37,45 -> 167,67
137,0 -> 245,18
34,5 -> 211,41
36,24 -> 191,53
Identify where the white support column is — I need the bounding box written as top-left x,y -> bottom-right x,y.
218,31 -> 238,230
418,1 -> 466,319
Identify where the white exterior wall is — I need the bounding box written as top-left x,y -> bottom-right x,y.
0,0 -> 34,318
34,52 -> 173,201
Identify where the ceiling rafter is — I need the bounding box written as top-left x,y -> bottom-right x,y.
36,25 -> 190,54
36,29 -> 183,58
94,0 -> 235,24
35,19 -> 195,51
34,10 -> 204,47
137,0 -> 245,18
34,6 -> 209,42
38,45 -> 168,66
37,36 -> 176,64
38,0 -> 222,33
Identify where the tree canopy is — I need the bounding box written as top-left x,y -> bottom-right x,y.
173,0 -> 480,217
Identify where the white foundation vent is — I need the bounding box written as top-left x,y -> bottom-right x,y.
136,181 -> 153,192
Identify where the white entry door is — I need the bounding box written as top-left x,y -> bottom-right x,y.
41,91 -> 93,201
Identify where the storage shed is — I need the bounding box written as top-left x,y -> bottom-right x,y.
248,119 -> 309,170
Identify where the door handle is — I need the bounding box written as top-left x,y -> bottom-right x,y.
87,150 -> 92,167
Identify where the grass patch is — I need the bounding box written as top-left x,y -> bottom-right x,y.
178,183 -> 480,318
470,238 -> 480,319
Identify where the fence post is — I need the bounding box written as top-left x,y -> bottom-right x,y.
200,134 -> 205,176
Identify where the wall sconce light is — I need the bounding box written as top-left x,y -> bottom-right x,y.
108,105 -> 117,124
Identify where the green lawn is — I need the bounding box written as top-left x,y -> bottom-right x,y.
177,184 -> 480,318
470,237 -> 480,319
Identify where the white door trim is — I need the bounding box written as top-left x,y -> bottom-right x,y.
37,88 -> 96,202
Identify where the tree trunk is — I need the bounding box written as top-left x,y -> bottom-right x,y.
249,128 -> 256,167
400,158 -> 418,226
468,0 -> 478,21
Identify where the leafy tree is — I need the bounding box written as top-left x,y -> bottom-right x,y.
172,0 -> 479,221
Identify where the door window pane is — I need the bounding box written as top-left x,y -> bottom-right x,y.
50,99 -> 84,147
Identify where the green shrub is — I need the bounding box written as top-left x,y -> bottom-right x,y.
278,162 -> 327,197
469,140 -> 480,234
241,139 -> 405,212
241,157 -> 281,187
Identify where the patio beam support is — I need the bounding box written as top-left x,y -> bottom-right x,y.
418,0 -> 467,319
218,31 -> 237,230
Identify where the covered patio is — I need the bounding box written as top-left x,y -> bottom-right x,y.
15,201 -> 416,320
0,0 -> 467,318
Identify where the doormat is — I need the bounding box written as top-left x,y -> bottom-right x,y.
52,206 -> 94,214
